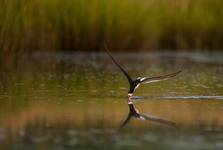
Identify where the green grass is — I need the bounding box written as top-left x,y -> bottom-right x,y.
0,0 -> 223,56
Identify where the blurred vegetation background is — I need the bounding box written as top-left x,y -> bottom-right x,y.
0,0 -> 223,57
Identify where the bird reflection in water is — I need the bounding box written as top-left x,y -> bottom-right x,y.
120,94 -> 178,129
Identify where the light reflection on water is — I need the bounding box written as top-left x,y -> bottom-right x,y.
0,52 -> 223,149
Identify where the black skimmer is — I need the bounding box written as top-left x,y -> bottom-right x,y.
104,43 -> 181,98
120,99 -> 177,129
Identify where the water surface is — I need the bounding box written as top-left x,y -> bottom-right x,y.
0,51 -> 223,149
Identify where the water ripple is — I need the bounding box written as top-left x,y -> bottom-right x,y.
132,95 -> 223,100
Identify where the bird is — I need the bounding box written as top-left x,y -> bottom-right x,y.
120,98 -> 177,129
104,43 -> 181,97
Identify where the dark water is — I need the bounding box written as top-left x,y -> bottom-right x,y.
0,51 -> 223,150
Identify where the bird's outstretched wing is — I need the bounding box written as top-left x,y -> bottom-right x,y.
104,42 -> 133,86
139,113 -> 178,128
140,70 -> 182,84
